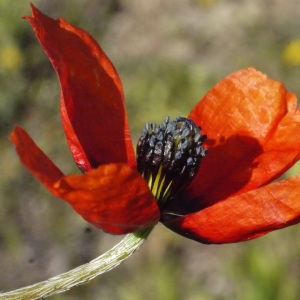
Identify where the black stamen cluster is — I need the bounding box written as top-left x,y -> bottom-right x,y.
136,116 -> 207,205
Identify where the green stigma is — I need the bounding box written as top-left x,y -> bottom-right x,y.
136,116 -> 207,207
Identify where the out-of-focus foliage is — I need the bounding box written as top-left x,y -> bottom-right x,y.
1,0 -> 300,299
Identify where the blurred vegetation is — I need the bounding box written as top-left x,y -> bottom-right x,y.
1,0 -> 300,299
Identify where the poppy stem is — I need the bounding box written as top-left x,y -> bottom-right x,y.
0,226 -> 154,299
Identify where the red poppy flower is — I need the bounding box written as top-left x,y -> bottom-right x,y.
10,4 -> 300,244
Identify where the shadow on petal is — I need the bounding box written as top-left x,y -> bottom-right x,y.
162,134 -> 263,218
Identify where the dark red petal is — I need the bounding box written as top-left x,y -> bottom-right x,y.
10,126 -> 64,193
24,5 -> 136,172
54,164 -> 160,234
187,68 -> 300,208
163,176 -> 300,244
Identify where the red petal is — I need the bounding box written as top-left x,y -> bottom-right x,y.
54,164 -> 160,234
10,126 -> 64,193
187,68 -> 300,208
163,176 -> 300,244
25,5 -> 136,172
10,126 -> 158,233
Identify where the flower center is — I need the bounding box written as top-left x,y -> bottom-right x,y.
136,116 -> 207,207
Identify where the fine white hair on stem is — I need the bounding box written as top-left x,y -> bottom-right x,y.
0,227 -> 154,300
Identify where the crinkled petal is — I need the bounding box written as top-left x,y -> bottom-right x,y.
10,126 -> 64,193
163,176 -> 300,244
24,5 -> 136,172
54,164 -> 160,234
187,68 -> 300,208
10,126 -> 159,234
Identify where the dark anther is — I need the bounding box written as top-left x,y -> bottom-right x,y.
136,116 -> 207,207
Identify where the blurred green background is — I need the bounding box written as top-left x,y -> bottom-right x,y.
1,0 -> 300,299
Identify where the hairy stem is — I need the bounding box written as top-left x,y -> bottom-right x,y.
0,227 -> 154,299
